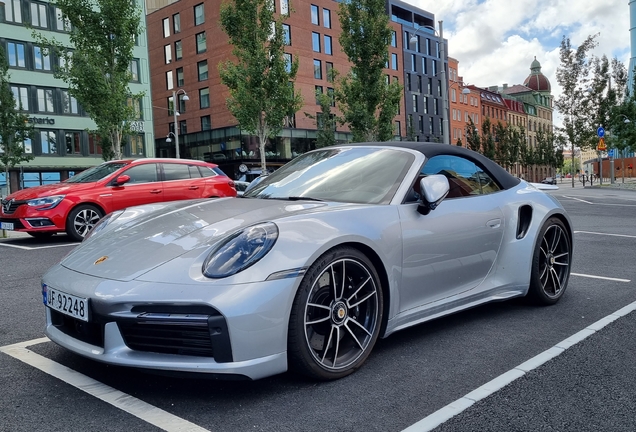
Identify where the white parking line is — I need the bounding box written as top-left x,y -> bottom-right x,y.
0,242 -> 78,250
0,338 -> 211,432
401,300 -> 636,432
571,273 -> 631,283
562,195 -> 593,204
574,230 -> 636,239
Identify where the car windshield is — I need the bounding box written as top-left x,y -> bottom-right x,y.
65,162 -> 128,183
243,147 -> 415,204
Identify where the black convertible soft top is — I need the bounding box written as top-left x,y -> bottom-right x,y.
346,141 -> 522,191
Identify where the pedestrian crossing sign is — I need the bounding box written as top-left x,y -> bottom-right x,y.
597,137 -> 607,151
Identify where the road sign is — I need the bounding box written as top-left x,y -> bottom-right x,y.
597,137 -> 607,151
608,149 -> 614,158
597,126 -> 605,138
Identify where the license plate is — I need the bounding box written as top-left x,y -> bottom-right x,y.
0,222 -> 14,230
43,284 -> 89,322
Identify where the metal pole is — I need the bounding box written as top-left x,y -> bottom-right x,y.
610,149 -> 615,184
438,21 -> 449,145
172,90 -> 180,159
599,151 -> 602,185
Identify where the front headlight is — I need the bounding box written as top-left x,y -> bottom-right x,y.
83,210 -> 124,241
203,222 -> 279,278
27,195 -> 65,209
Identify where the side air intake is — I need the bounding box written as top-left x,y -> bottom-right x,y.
516,205 -> 533,239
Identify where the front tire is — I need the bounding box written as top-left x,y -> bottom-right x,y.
288,247 -> 383,380
66,205 -> 103,241
528,217 -> 571,305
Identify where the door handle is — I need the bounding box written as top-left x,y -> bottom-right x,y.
486,218 -> 501,229
188,186 -> 199,190
150,189 -> 162,194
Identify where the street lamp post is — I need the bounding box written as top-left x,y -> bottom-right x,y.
410,21 -> 450,144
170,89 -> 189,158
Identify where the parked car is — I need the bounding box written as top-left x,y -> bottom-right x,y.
41,143 -> 572,380
541,176 -> 557,185
1,158 -> 236,241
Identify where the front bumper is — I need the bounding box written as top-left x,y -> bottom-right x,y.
43,264 -> 301,380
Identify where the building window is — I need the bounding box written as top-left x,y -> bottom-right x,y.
128,97 -> 142,120
130,59 -> 139,82
196,32 -> 207,54
312,32 -> 320,52
423,96 -> 429,114
175,41 -> 182,60
167,96 -> 175,116
33,46 -> 51,71
281,24 -> 291,45
283,53 -> 292,73
40,130 -> 57,154
410,54 -> 416,72
412,94 -> 418,112
61,90 -> 78,114
313,59 -> 322,79
88,134 -> 102,156
315,85 -> 323,104
311,5 -> 319,25
417,75 -> 422,93
199,87 -> 210,108
426,38 -> 431,56
176,67 -> 184,86
434,98 -> 439,115
391,30 -> 397,47
432,60 -> 437,75
194,3 -> 205,25
166,71 -> 174,90
7,42 -> 26,68
201,115 -> 211,131
162,18 -> 170,37
419,116 -> 424,133
324,35 -> 332,55
179,120 -> 187,135
11,86 -> 29,110
173,13 -> 181,33
323,8 -> 331,28
395,121 -> 401,136
30,2 -> 48,28
177,93 -> 187,114
129,135 -> 144,156
422,57 -> 427,74
391,53 -> 398,70
429,117 -> 434,134
37,88 -> 54,113
164,44 -> 172,64
427,78 -> 432,95
4,0 -> 22,23
198,60 -> 208,81
451,88 -> 456,102
325,62 -> 334,82
65,132 -> 81,155
55,7 -> 71,31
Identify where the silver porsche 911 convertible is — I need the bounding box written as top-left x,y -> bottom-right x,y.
41,143 -> 572,381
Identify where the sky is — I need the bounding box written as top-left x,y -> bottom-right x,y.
404,0 -> 632,112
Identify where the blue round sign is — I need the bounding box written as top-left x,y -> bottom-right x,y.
597,126 -> 605,138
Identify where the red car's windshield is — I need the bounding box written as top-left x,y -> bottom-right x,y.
65,163 -> 128,184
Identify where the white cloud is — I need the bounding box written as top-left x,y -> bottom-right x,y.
403,0 -> 631,123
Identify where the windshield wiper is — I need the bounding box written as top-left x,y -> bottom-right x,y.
285,196 -> 324,202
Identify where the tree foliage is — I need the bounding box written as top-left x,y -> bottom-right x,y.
0,46 -> 34,195
34,0 -> 143,160
219,0 -> 303,170
465,117 -> 481,152
480,117 -> 495,160
305,91 -> 337,148
335,0 -> 402,142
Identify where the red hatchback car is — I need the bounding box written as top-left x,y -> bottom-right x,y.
0,158 -> 237,241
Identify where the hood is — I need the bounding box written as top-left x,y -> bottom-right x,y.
60,197 -> 330,281
6,182 -> 99,200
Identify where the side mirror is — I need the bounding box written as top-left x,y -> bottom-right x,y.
113,174 -> 131,186
417,174 -> 449,215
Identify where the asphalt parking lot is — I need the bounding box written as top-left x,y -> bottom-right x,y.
1,185 -> 635,432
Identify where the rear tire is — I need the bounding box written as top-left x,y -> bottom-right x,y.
288,247 -> 383,380
527,217 -> 571,305
66,205 -> 103,241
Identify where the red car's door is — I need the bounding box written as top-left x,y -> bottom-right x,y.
160,162 -> 208,202
110,163 -> 163,211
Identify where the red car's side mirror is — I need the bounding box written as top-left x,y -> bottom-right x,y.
114,174 -> 131,186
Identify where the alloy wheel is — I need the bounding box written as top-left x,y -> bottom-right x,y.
303,258 -> 379,371
538,224 -> 570,298
73,208 -> 101,238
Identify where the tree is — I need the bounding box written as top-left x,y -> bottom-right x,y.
305,91 -> 337,148
335,0 -> 402,142
465,118 -> 481,152
0,46 -> 34,195
481,117 -> 495,160
507,125 -> 524,176
554,35 -> 599,187
455,137 -> 463,147
406,115 -> 416,141
494,122 -> 509,168
34,0 -> 143,160
219,0 -> 303,171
